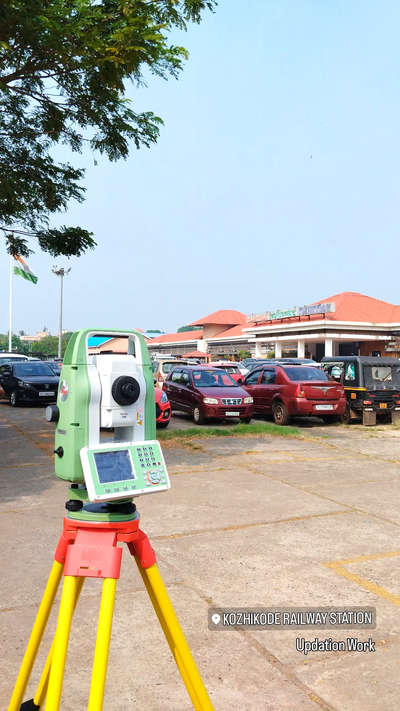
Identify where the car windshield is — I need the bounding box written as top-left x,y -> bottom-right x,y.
162,362 -> 183,373
283,367 -> 328,382
48,363 -> 61,374
363,365 -> 400,385
193,370 -> 237,387
13,363 -> 56,377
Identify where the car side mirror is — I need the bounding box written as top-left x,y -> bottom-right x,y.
237,377 -> 244,385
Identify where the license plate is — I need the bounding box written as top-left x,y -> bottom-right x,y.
39,391 -> 54,396
315,404 -> 334,411
379,402 -> 387,409
225,411 -> 240,416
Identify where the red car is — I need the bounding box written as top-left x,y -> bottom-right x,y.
208,361 -> 245,384
243,364 -> 346,425
163,365 -> 254,424
155,386 -> 171,428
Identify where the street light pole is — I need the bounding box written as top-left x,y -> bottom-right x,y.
52,266 -> 71,359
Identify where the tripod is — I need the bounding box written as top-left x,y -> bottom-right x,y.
8,510 -> 214,711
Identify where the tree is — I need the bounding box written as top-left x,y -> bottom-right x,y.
0,1 -> 216,257
29,331 -> 73,357
238,350 -> 251,360
0,332 -> 27,352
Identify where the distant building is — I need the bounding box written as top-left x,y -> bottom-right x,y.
148,310 -> 248,359
88,330 -> 150,355
147,294 -> 400,361
245,292 -> 400,359
20,329 -> 53,343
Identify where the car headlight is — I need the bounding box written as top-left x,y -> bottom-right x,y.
19,381 -> 32,389
160,391 -> 168,404
244,396 -> 253,404
203,397 -> 218,405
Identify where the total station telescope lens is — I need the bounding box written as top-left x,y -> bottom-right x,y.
111,376 -> 140,406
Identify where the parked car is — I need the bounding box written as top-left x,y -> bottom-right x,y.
155,386 -> 171,428
321,356 -> 400,423
243,364 -> 346,425
0,361 -> 59,406
163,365 -> 254,424
208,361 -> 245,384
0,354 -> 30,367
153,359 -> 190,388
238,358 -> 272,375
46,360 -> 62,376
273,358 -> 321,367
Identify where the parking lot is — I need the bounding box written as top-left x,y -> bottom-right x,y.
1,403 -> 400,710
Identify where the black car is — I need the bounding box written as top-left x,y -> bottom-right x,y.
46,360 -> 62,376
0,361 -> 59,406
321,356 -> 400,424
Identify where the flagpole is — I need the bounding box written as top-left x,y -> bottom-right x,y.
9,253 -> 13,352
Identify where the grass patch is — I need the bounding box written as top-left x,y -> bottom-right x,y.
157,421 -> 301,441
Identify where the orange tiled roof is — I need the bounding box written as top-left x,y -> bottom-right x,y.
249,292 -> 400,327
189,309 -> 246,326
208,324 -> 249,339
149,329 -> 204,344
315,292 -> 400,323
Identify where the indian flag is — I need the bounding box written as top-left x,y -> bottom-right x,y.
13,255 -> 38,284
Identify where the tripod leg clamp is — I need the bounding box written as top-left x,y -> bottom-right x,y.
127,530 -> 156,568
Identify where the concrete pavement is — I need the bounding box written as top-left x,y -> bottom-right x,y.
1,403 -> 400,709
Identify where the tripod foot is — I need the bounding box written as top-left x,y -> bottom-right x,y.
20,701 -> 40,710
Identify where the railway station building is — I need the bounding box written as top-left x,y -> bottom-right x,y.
147,293 -> 400,361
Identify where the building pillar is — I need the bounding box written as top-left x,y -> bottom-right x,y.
275,341 -> 282,358
254,341 -> 262,357
324,338 -> 333,357
297,339 -> 305,358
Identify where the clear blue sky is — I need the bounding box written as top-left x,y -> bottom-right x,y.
2,0 -> 400,336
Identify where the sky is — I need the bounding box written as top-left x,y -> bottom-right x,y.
2,0 -> 400,337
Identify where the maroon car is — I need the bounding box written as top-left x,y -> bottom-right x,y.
243,364 -> 346,425
163,365 -> 254,424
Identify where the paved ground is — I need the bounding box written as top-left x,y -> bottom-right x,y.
1,402 -> 400,710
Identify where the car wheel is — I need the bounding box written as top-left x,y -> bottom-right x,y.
193,406 -> 205,425
10,390 -> 19,407
157,421 -> 169,429
242,417 -> 252,424
272,401 -> 290,426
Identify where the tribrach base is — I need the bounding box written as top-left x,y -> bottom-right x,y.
8,516 -> 213,711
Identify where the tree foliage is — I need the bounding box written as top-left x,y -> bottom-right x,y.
0,1 -> 216,257
0,331 -> 73,356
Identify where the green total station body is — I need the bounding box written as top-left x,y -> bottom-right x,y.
54,328 -> 155,484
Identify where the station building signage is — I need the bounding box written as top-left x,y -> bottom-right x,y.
247,302 -> 335,324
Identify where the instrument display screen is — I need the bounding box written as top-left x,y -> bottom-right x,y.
94,449 -> 135,483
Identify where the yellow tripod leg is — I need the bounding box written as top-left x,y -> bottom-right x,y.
8,560 -> 64,711
32,576 -> 85,708
136,560 -> 214,711
46,575 -> 80,711
88,578 -> 117,711
136,560 -> 200,708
